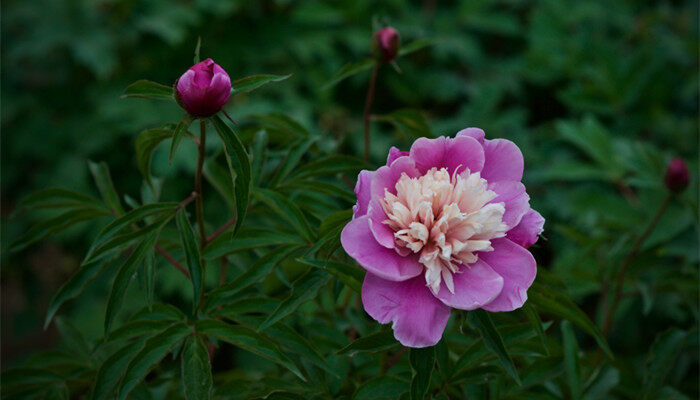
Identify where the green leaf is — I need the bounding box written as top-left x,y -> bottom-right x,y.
641,329 -> 687,400
44,256 -> 113,329
353,376 -> 408,400
108,318 -> 176,342
582,365 -> 619,400
176,210 -> 204,312
258,269 -> 331,331
409,346 -> 435,400
203,246 -> 301,312
250,130 -> 268,187
182,335 -> 213,400
202,228 -> 304,259
16,188 -> 107,213
283,180 -> 355,203
264,323 -> 336,377
169,114 -> 194,163
104,232 -> 159,333
468,309 -> 521,385
195,319 -> 304,380
523,303 -> 548,355
289,155 -> 366,180
231,74 -> 292,94
323,58 -> 375,89
91,341 -> 145,400
374,109 -> 432,139
54,317 -> 91,357
135,128 -> 173,185
398,39 -> 434,57
203,155 -> 235,207
337,330 -> 398,355
193,37 -> 201,64
298,259 -> 363,293
142,245 -> 156,307
318,209 -> 353,237
254,113 -> 310,139
211,115 -> 252,235
117,323 -> 191,400
561,320 -> 581,400
122,80 -> 175,101
529,282 -> 613,358
130,303 -> 187,321
88,161 -> 124,216
10,208 -> 109,252
253,188 -> 316,243
270,137 -> 317,187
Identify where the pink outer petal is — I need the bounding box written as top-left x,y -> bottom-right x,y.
386,147 -> 409,165
479,238 -> 537,312
409,136 -> 485,175
341,216 -> 422,281
370,156 -> 420,199
362,273 -> 451,348
368,201 -> 396,248
506,209 -> 544,248
456,127 -> 485,144
489,181 -> 530,229
434,260 -> 504,310
352,170 -> 374,218
481,139 -> 524,183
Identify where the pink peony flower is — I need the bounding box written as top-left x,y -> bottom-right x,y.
175,58 -> 231,118
341,128 -> 544,347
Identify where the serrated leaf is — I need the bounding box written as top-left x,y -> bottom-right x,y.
298,259 -> 363,293
169,114 -> 194,162
337,330 -> 398,355
561,320 -> 581,400
374,109 -> 432,139
182,335 -> 213,400
641,329 -> 687,400
323,58 -> 375,89
468,309 -> 521,385
135,128 -> 173,185
122,80 -> 174,101
253,188 -> 315,243
104,232 -> 159,333
211,115 -> 251,235
195,319 -> 304,381
353,376 -> 408,400
258,269 -> 331,331
88,161 -> 124,216
176,210 -> 204,312
409,346 -> 435,400
117,323 -> 191,400
529,282 -> 612,358
231,74 -> 292,94
203,246 -> 300,312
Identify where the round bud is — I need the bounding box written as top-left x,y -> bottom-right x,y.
371,27 -> 401,62
175,58 -> 231,118
664,158 -> 689,193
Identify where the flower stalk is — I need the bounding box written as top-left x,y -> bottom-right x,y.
195,120 -> 207,248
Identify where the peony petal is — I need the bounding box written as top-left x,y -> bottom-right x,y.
353,170 -> 375,218
434,260 -> 504,310
456,127 -> 485,144
341,216 -> 422,281
479,238 -> 537,312
362,273 -> 451,348
386,147 -> 409,165
481,139 -> 524,183
489,181 -> 530,228
409,136 -> 485,175
368,201 -> 396,248
370,156 -> 420,199
506,209 -> 544,248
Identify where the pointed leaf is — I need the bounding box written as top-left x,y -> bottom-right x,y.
136,128 -> 173,185
176,210 -> 204,312
182,335 -> 213,400
298,259 -> 363,293
122,80 -> 174,101
641,329 -> 687,400
16,188 -> 107,213
353,376 -> 408,400
523,303 -> 548,355
231,74 -> 292,94
561,320 -> 581,400
270,137 -> 317,187
323,59 -> 375,89
10,208 -> 109,252
169,114 -> 194,162
374,109 -> 432,139
253,188 -> 315,243
409,346 -> 435,400
337,330 -> 398,355
258,269 -> 330,331
88,161 -> 124,215
398,39 -> 434,57
468,309 -> 521,385
91,340 -> 145,400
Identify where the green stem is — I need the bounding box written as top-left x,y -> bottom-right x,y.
195,120 -> 207,249
602,193 -> 672,336
363,63 -> 379,162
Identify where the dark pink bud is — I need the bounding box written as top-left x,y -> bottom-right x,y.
372,27 -> 401,62
175,58 -> 231,118
664,158 -> 689,192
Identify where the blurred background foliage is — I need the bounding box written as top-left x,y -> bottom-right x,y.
1,0 -> 698,398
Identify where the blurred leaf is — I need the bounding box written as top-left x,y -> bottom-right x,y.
323,58 -> 375,89
104,232 -> 159,333
337,330 -> 397,355
54,317 -> 91,358
557,117 -> 622,174
182,335 -> 213,400
523,303 -> 548,355
195,319 -> 304,381
399,39 -> 434,57
250,130 -> 268,187
264,323 -> 336,377
16,188 -> 107,213
254,188 -> 316,243
117,323 -> 191,400
641,329 -> 687,400
176,210 -> 204,312
88,161 -> 124,216
374,109 -> 432,139
409,346 -> 435,400
468,310 -> 521,385
353,376 -> 408,400
231,74 -> 292,94
582,366 -> 619,400
529,282 -> 613,358
142,245 -> 156,307
10,208 -> 109,252
211,115 -> 252,235
259,269 -> 331,330
283,180 -> 355,203
270,137 -> 317,187
289,155 -> 365,180
298,259 -> 363,293
561,320 -> 581,400
193,37 -> 201,64
169,114 -> 194,163
122,80 -> 175,101
203,228 -> 304,259
203,155 -> 235,207
135,128 -> 173,185
255,113 -> 310,139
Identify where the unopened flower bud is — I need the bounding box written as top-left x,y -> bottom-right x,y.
175,58 -> 231,118
664,158 -> 689,192
371,27 -> 401,62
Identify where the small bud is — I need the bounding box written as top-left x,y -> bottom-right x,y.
371,27 -> 401,62
175,58 -> 231,118
664,158 -> 689,192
